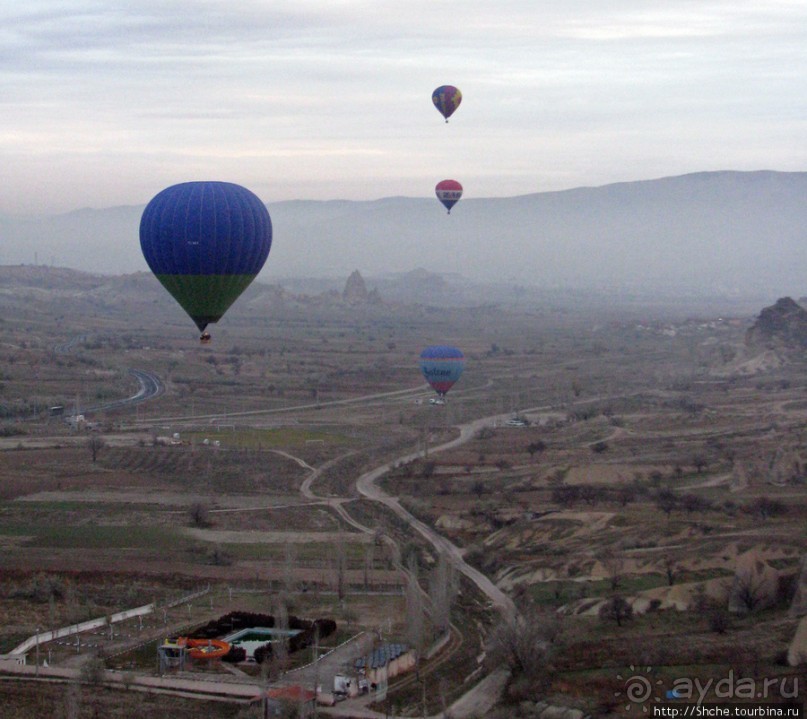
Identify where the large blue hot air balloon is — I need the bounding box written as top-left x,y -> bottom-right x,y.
419,346 -> 465,397
140,181 -> 272,342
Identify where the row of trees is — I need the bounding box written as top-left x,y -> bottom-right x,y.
549,480 -> 788,520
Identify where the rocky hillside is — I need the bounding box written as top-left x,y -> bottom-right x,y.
745,297 -> 807,349
341,269 -> 382,305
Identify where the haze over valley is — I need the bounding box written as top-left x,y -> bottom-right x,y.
3,170 -> 806,299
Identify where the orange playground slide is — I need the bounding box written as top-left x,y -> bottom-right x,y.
178,637 -> 231,660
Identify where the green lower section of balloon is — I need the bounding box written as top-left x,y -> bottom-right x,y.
155,273 -> 258,332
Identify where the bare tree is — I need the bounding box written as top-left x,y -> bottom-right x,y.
283,541 -> 297,595
747,496 -> 786,520
438,676 -> 453,719
80,653 -> 106,686
579,484 -> 606,506
663,556 -> 679,586
681,493 -> 710,514
709,607 -> 731,634
599,550 -> 626,591
471,480 -> 488,498
527,440 -> 547,458
208,544 -> 232,566
340,604 -> 358,631
272,596 -> 290,674
188,501 -> 210,528
388,539 -> 401,569
551,484 -> 580,508
429,552 -> 457,635
655,488 -> 678,517
617,485 -> 636,507
599,595 -> 633,627
79,652 -> 107,717
363,542 -> 375,590
405,558 -> 425,677
731,569 -> 769,613
333,533 -> 348,602
63,681 -> 81,719
86,434 -> 105,463
485,609 -> 561,700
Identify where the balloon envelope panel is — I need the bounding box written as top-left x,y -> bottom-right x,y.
419,345 -> 465,395
140,181 -> 272,331
431,85 -> 462,121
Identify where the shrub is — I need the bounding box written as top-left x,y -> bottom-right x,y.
599,595 -> 633,626
708,608 -> 731,634
253,642 -> 272,664
222,646 -> 246,663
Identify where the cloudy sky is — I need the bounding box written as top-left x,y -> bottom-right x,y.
1,0 -> 804,215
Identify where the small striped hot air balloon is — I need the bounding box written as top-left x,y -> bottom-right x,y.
431,85 -> 462,122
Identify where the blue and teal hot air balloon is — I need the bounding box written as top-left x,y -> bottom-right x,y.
140,181 -> 272,342
419,345 -> 465,397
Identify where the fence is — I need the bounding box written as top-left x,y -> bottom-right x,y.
8,603 -> 155,657
5,585 -> 211,659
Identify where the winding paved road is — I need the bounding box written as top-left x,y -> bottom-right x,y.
355,416 -> 519,620
82,368 -> 164,414
52,335 -> 165,416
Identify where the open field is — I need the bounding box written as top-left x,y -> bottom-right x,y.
0,267 -> 805,716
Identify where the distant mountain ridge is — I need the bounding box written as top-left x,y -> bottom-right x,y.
1,171 -> 805,296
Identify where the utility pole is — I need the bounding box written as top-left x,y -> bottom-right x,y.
422,676 -> 427,719
312,625 -> 319,718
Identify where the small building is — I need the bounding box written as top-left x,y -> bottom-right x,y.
66,414 -> 86,431
157,638 -> 187,673
354,642 -> 414,687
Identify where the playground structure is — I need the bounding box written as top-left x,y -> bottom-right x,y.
181,637 -> 231,660
157,637 -> 230,673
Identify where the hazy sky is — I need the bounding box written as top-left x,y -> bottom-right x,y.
1,0 -> 805,215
